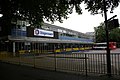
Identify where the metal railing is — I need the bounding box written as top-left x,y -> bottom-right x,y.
0,42 -> 120,76
1,52 -> 120,76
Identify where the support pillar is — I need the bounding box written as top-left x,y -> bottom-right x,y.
13,42 -> 16,56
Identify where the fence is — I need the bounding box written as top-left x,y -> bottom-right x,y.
0,42 -> 120,76
1,52 -> 120,76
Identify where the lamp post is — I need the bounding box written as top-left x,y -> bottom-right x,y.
103,0 -> 111,76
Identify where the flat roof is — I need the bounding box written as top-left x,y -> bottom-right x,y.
8,36 -> 93,44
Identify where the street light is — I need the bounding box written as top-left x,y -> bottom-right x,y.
0,14 -> 3,17
103,0 -> 119,76
103,0 -> 111,77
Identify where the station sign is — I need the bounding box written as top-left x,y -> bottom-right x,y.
34,28 -> 54,37
108,19 -> 119,30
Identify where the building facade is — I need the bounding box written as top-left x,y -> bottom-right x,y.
0,20 -> 93,55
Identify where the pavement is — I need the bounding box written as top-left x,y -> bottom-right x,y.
0,61 -> 120,80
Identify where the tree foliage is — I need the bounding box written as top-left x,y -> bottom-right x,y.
94,23 -> 120,42
109,27 -> 120,42
94,23 -> 106,42
0,0 -> 120,26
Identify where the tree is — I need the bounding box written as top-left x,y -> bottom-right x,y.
109,27 -> 120,42
94,23 -> 106,42
0,0 -> 120,30
94,23 -> 120,42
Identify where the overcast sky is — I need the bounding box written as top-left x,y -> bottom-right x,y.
46,4 -> 120,33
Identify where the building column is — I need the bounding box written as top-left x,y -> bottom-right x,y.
13,42 -> 16,56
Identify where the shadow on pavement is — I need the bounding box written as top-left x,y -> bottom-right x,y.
0,61 -> 119,80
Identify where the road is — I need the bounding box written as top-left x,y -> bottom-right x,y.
84,48 -> 120,53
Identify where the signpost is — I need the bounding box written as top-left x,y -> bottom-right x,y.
103,0 -> 119,77
108,19 -> 119,30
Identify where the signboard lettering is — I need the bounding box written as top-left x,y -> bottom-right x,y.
34,29 -> 54,37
